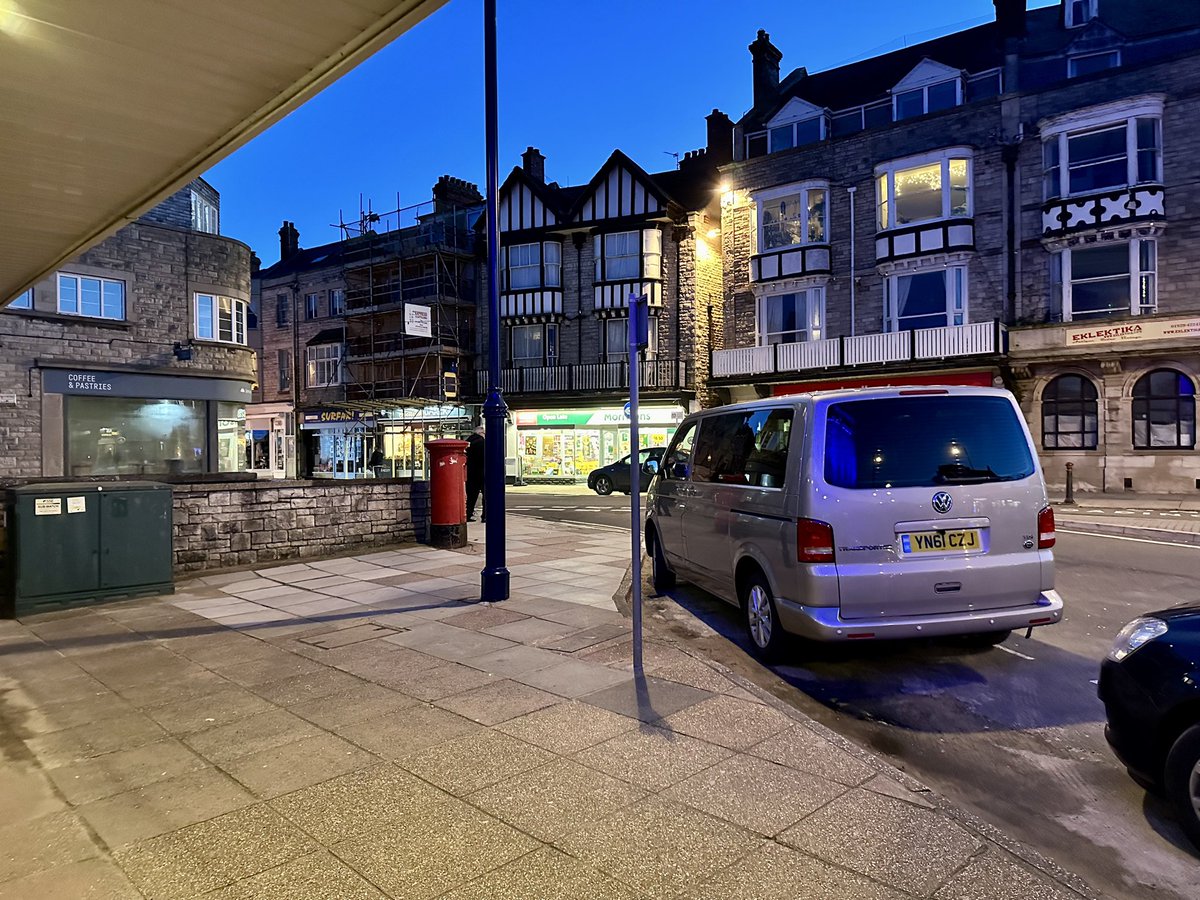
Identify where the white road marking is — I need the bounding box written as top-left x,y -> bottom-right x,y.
996,644 -> 1036,661
1059,528 -> 1200,549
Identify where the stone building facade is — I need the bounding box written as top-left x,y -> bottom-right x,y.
0,179 -> 255,478
712,0 -> 1200,494
472,121 -> 729,484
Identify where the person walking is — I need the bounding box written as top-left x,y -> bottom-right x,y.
465,425 -> 486,522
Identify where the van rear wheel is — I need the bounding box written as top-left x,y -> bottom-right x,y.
743,573 -> 786,662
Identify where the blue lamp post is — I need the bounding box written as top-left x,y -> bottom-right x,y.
481,0 -> 509,601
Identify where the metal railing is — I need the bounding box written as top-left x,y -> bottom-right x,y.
711,321 -> 1006,379
473,357 -> 692,395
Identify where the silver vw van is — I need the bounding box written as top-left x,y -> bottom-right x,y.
646,387 -> 1064,659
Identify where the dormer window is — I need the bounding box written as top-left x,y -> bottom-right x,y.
1068,50 -> 1119,78
894,79 -> 960,121
769,116 -> 826,153
1065,0 -> 1096,29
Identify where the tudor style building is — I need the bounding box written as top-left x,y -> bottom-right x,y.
472,122 -> 729,483
712,0 -> 1200,494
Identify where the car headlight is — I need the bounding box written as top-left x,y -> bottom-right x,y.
1107,616 -> 1168,662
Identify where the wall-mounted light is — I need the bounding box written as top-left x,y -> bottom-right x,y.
706,228 -> 720,239
173,340 -> 193,361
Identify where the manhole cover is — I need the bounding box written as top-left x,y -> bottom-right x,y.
298,622 -> 409,650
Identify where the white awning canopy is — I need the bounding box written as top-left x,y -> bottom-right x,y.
0,0 -> 447,301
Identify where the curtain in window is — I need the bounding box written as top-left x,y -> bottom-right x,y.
1133,369 -> 1196,449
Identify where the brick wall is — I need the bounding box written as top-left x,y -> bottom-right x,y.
255,263 -> 347,406
172,479 -> 429,572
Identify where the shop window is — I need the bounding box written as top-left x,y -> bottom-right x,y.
1052,239 -> 1155,321
195,294 -> 248,345
306,344 -> 342,387
604,317 -> 658,363
886,266 -> 967,331
1132,369 -> 1196,450
65,397 -> 206,475
876,152 -> 971,230
508,323 -> 558,368
691,408 -> 794,488
1042,102 -> 1161,200
759,289 -> 824,345
594,230 -> 661,282
755,184 -> 828,252
57,273 -> 125,320
1042,374 -> 1099,449
216,402 -> 246,472
7,289 -> 32,310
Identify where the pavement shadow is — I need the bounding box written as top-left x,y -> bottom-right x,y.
657,582 -> 1107,734
1141,791 -> 1200,861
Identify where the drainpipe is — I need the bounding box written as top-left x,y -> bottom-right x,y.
846,186 -> 857,337
1002,141 -> 1020,325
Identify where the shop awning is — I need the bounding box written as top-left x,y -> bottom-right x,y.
0,0 -> 447,303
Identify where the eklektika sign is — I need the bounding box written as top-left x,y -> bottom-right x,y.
1065,318 -> 1200,347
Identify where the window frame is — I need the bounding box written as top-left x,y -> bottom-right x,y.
1054,238 -> 1156,322
329,289 -> 346,317
305,343 -> 343,388
56,273 -> 126,321
757,288 -> 826,346
752,182 -> 830,254
1041,374 -> 1100,450
1068,50 -> 1120,79
767,115 -> 827,154
190,190 -> 219,234
194,293 -> 248,345
593,229 -> 662,283
885,265 -> 969,332
8,289 -> 32,310
277,349 -> 291,391
276,293 -> 290,327
892,78 -> 962,121
1065,0 -> 1095,28
500,241 -> 562,292
1132,369 -> 1196,450
1041,101 -> 1163,201
304,292 -> 319,320
875,150 -> 973,231
604,316 -> 658,363
507,322 -> 559,368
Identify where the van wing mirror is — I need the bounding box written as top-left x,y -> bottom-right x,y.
643,458 -> 659,475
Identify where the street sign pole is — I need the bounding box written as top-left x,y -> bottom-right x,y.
628,292 -> 648,675
481,0 -> 509,601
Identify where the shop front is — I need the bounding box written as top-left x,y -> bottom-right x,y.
300,404 -> 474,479
245,401 -> 293,479
41,368 -> 254,477
511,403 -> 688,482
301,409 -> 376,479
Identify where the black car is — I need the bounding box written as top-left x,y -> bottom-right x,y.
587,447 -> 665,495
1099,604 -> 1200,849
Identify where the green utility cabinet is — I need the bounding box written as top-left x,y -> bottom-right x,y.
4,482 -> 174,618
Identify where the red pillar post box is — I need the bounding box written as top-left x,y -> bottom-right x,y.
425,439 -> 469,549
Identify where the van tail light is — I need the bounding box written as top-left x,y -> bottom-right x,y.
797,518 -> 835,563
1038,506 -> 1056,549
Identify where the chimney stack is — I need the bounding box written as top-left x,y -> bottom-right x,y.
993,0 -> 1027,38
521,146 -> 546,183
706,109 -> 735,166
432,175 -> 483,212
749,30 -> 783,110
278,221 -> 299,262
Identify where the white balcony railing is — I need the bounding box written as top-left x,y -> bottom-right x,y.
711,321 -> 1006,379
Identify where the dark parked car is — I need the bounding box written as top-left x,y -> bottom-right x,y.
1099,604 -> 1200,849
587,447 -> 665,495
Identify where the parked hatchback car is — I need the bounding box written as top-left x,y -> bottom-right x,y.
588,447 -> 665,495
1099,605 -> 1200,849
645,387 -> 1064,659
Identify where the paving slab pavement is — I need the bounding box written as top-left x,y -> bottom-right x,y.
0,515 -> 1102,899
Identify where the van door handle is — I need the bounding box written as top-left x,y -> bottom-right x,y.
934,582 -> 962,593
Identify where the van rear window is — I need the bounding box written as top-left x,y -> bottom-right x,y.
824,396 -> 1036,489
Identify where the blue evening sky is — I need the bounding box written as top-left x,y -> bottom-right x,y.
206,0 -> 1057,264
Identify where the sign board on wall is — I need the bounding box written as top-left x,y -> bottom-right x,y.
41,369 -> 252,401
1065,318 -> 1200,347
514,406 -> 686,428
404,304 -> 432,338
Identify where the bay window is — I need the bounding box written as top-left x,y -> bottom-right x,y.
604,317 -> 657,362
305,344 -> 342,388
885,267 -> 967,331
508,322 -> 558,367
501,241 -> 561,291
758,289 -> 825,345
1052,239 -> 1156,321
594,229 -> 662,282
756,184 -> 828,252
195,293 -> 248,345
876,152 -> 971,230
1041,105 -> 1162,200
58,273 -> 125,321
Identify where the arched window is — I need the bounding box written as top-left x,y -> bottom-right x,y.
1132,369 -> 1196,449
1042,374 -> 1099,449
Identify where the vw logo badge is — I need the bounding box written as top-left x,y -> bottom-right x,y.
931,492 -> 953,514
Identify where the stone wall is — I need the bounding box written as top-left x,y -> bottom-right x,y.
171,479 -> 429,572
